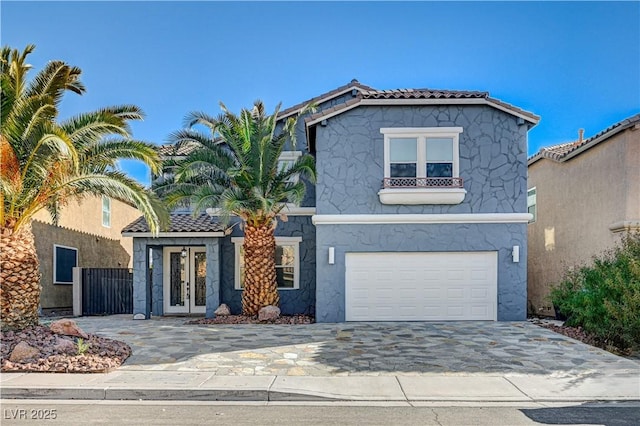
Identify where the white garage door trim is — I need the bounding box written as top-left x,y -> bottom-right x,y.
345,252 -> 498,321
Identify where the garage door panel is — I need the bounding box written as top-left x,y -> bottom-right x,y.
345,252 -> 497,321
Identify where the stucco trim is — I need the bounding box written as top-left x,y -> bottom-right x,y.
205,207 -> 316,216
312,213 -> 533,225
305,98 -> 539,127
122,232 -> 226,238
378,188 -> 467,205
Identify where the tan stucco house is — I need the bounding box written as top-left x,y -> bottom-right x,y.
527,113 -> 640,316
32,195 -> 141,311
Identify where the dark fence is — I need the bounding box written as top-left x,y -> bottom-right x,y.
82,268 -> 133,315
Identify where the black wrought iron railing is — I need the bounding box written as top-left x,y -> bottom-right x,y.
382,177 -> 464,188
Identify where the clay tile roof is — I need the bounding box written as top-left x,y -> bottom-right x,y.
157,142 -> 201,157
277,79 -> 375,119
305,86 -> 539,125
529,112 -> 640,164
122,213 -> 226,234
360,88 -> 489,100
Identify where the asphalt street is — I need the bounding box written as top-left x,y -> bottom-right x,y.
2,400 -> 639,426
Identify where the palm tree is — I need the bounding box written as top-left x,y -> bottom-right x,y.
0,45 -> 167,330
156,101 -> 315,315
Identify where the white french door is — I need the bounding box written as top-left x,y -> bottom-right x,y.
163,247 -> 207,314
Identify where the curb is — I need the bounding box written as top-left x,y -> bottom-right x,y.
3,387 -> 639,403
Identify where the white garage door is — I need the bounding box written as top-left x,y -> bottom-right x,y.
345,252 -> 497,321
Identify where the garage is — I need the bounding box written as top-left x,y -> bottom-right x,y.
345,252 -> 498,321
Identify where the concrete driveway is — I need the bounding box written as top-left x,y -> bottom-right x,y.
67,315 -> 639,379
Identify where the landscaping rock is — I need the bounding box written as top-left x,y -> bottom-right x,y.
54,337 -> 77,355
50,319 -> 88,339
1,325 -> 132,373
214,304 -> 231,316
9,341 -> 40,362
258,305 -> 281,321
188,314 -> 313,325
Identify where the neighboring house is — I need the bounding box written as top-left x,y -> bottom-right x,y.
527,113 -> 640,316
32,195 -> 142,311
123,79 -> 539,322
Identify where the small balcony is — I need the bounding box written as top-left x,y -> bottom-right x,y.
379,177 -> 466,205
382,177 -> 464,188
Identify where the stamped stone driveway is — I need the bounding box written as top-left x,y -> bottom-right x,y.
69,315 -> 638,378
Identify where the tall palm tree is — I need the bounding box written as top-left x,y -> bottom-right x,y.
157,101 -> 315,315
0,45 -> 168,330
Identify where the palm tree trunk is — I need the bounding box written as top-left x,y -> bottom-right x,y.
0,221 -> 41,330
241,222 -> 279,315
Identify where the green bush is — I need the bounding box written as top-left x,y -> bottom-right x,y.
550,233 -> 640,351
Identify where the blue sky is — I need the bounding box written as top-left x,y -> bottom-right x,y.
3,1 -> 639,185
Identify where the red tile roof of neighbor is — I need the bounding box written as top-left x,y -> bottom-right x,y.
528,113 -> 640,165
122,213 -> 227,234
157,79 -> 540,157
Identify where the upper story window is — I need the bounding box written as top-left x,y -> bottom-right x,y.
379,128 -> 466,205
102,196 -> 111,227
527,188 -> 537,223
278,151 -> 302,183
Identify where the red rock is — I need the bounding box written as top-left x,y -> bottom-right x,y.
9,341 -> 40,362
50,319 -> 89,339
258,305 -> 281,321
54,337 -> 77,355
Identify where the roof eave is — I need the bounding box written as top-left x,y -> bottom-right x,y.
306,98 -> 540,128
121,231 -> 227,238
561,121 -> 639,162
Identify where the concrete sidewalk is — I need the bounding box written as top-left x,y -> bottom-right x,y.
1,370 -> 638,402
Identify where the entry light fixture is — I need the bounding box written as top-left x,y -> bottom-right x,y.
512,245 -> 520,263
181,247 -> 187,258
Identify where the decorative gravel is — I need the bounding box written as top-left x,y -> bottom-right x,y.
531,318 -> 634,356
1,325 -> 131,373
187,314 -> 315,325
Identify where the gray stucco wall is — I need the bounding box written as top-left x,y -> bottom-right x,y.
219,216 -> 316,315
312,104 -> 530,322
314,105 -> 529,215
132,237 -> 220,319
315,223 -> 527,322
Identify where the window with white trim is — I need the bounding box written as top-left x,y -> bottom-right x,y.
232,236 -> 301,290
527,188 -> 537,223
53,244 -> 78,284
278,151 -> 302,183
102,195 -> 111,227
379,127 -> 466,205
382,127 -> 462,185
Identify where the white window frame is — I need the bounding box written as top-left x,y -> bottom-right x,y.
381,127 -> 462,179
527,187 -> 537,223
232,236 -> 302,290
102,195 -> 111,228
53,244 -> 78,285
379,127 -> 466,205
278,151 -> 302,184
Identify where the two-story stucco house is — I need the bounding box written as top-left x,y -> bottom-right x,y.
123,80 -> 539,322
527,113 -> 640,316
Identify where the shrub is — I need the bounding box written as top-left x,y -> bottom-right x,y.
550,233 -> 640,351
76,338 -> 90,355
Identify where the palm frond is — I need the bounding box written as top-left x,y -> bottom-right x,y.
160,99 -> 315,224
78,138 -> 161,175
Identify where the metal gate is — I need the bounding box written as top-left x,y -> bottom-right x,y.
81,268 -> 133,315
